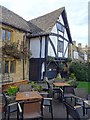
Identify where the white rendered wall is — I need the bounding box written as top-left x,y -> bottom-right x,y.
63,40 -> 68,58
74,51 -> 78,59
41,62 -> 45,79
30,37 -> 45,58
41,37 -> 45,58
48,22 -> 69,58
84,53 -> 87,61
48,34 -> 57,57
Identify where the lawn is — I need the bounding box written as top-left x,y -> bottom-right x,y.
77,81 -> 90,93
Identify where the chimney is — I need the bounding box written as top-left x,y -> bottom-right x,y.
73,41 -> 76,46
78,43 -> 82,49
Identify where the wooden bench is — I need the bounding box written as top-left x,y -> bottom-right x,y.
2,80 -> 28,92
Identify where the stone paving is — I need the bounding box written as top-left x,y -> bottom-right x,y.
3,97 -> 90,119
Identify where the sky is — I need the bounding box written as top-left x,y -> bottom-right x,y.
0,0 -> 89,47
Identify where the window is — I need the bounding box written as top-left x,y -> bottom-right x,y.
5,61 -> 9,73
58,40 -> 64,52
10,61 -> 15,73
8,31 -> 11,41
2,29 -> 6,41
57,22 -> 65,33
4,60 -> 15,73
2,29 -> 11,41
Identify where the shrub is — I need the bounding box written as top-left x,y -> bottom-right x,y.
7,86 -> 19,96
69,62 -> 88,81
67,73 -> 79,88
29,82 -> 43,92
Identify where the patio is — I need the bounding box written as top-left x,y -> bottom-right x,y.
1,80 -> 90,119
2,95 -> 90,119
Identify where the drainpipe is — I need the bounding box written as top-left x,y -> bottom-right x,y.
22,34 -> 26,80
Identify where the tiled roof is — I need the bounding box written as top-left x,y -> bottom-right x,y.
29,7 -> 65,35
0,5 -> 31,32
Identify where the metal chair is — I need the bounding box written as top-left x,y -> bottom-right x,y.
45,77 -> 61,99
75,88 -> 89,116
42,87 -> 54,119
64,100 -> 89,120
62,86 -> 75,101
17,99 -> 43,120
63,101 -> 81,120
19,84 -> 32,92
84,94 -> 90,114
2,92 -> 18,120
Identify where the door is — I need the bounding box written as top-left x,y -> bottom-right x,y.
29,59 -> 40,81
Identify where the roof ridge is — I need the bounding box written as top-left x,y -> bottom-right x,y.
0,5 -> 28,22
29,7 -> 65,21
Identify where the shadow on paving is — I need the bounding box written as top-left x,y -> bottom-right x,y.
2,98 -> 90,119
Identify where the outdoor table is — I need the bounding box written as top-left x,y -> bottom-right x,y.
53,82 -> 70,87
16,91 -> 42,101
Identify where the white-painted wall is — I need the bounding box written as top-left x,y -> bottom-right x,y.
63,40 -> 68,58
48,35 -> 57,57
74,51 -> 78,59
48,14 -> 69,58
30,37 -> 45,58
41,62 -> 45,79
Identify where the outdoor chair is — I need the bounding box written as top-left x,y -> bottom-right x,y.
19,84 -> 32,92
17,99 -> 43,120
2,92 -> 18,120
44,77 -> 61,99
62,86 -> 76,101
83,94 -> 90,115
74,88 -> 89,116
41,87 -> 54,119
63,101 -> 89,120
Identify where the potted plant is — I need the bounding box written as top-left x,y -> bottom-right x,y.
29,82 -> 43,92
7,86 -> 19,96
67,73 -> 79,88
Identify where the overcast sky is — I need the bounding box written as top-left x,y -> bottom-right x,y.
0,0 -> 89,47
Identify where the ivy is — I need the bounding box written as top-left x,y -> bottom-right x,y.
2,42 -> 31,59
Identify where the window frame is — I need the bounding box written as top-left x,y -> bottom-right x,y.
2,29 -> 6,41
5,61 -> 9,73
4,60 -> 16,74
58,40 -> 64,53
2,29 -> 12,41
10,60 -> 16,73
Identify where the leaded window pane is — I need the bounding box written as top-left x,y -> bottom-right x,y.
2,29 -> 6,41
10,61 -> 15,73
58,40 -> 64,52
8,31 -> 11,41
5,61 -> 9,73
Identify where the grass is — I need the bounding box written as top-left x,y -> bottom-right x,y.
77,81 -> 90,93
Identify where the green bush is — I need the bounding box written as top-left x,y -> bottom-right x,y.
7,86 -> 19,96
69,62 -> 88,81
67,73 -> 79,88
29,82 -> 43,92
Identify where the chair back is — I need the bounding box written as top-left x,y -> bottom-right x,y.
63,86 -> 75,95
48,87 -> 54,98
2,92 -> 8,106
20,99 -> 43,119
19,84 -> 32,92
75,88 -> 88,99
64,101 -> 81,120
86,94 -> 90,100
